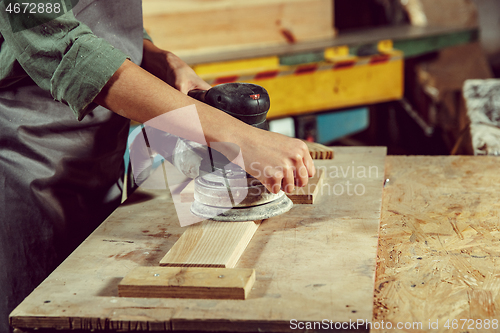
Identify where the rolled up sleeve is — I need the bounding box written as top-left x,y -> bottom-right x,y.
143,28 -> 153,43
0,4 -> 129,120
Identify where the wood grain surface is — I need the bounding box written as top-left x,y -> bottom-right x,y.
10,147 -> 386,332
142,0 -> 335,58
374,156 -> 500,333
159,220 -> 260,268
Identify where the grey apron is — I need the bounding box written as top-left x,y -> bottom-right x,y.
0,1 -> 144,331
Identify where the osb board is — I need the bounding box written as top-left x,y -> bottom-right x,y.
142,0 -> 335,58
374,156 -> 500,333
10,147 -> 386,332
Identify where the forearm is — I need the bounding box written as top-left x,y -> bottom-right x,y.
94,59 -> 252,147
140,39 -> 211,94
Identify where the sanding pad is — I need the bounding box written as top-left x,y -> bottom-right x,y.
191,192 -> 293,222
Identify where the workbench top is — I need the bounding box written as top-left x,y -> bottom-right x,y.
10,147 -> 386,332
12,151 -> 498,333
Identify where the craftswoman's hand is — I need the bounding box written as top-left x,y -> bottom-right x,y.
141,39 -> 212,93
248,130 -> 316,194
216,125 -> 316,194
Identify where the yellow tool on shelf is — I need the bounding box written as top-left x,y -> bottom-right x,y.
193,40 -> 404,119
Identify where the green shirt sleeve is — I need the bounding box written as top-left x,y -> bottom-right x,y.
143,28 -> 153,43
0,4 -> 129,121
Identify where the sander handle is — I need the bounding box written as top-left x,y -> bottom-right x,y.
188,83 -> 270,130
188,89 -> 208,103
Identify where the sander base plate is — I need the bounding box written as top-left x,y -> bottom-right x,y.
190,193 -> 293,222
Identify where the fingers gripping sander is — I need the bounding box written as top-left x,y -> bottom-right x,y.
188,83 -> 293,222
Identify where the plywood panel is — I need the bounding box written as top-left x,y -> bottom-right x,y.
10,147 -> 386,332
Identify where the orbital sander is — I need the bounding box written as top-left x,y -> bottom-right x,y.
187,83 -> 293,222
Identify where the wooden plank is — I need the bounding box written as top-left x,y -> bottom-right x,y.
303,140 -> 334,159
374,156 -> 500,332
143,0 -> 326,15
118,267 -> 255,300
142,0 -> 335,58
10,147 -> 386,332
159,221 -> 260,268
286,168 -> 324,204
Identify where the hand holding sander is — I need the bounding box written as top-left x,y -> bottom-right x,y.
186,83 -> 293,222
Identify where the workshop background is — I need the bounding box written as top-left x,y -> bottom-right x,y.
142,0 -> 500,156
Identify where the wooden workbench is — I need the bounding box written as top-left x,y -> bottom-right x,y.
10,147 -> 386,332
12,153 -> 498,332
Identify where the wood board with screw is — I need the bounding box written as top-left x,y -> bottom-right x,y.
118,267 -> 255,300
